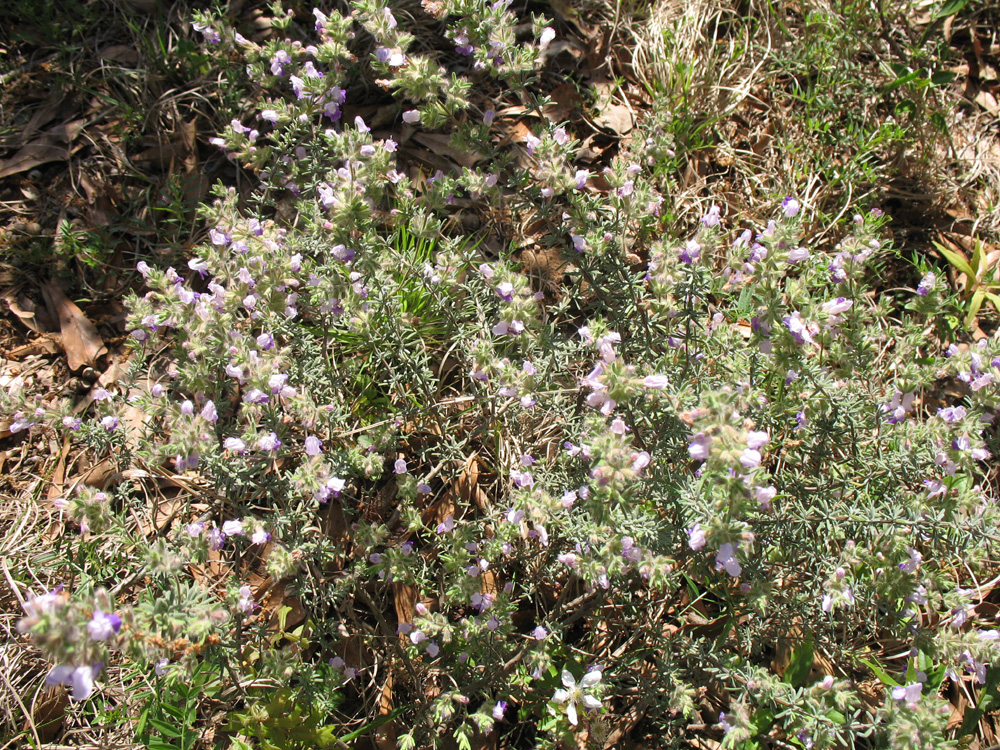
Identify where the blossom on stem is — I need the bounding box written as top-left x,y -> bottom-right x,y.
782,197 -> 801,218
46,664 -> 99,701
88,610 -> 122,641
715,543 -> 742,577
891,682 -> 922,708
552,668 -> 602,726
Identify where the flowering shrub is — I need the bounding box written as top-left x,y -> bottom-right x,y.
8,2 -> 1000,749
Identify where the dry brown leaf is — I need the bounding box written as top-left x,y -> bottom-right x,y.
47,439 -> 72,504
543,83 -> 584,123
394,582 -> 417,628
7,335 -> 62,359
411,132 -> 484,168
190,548 -> 234,584
100,45 -> 141,65
98,357 -> 126,387
946,690 -> 968,731
20,92 -> 66,145
79,457 -> 117,489
179,119 -> 199,170
40,279 -> 107,372
421,0 -> 448,19
545,0 -> 597,39
497,105 -> 530,117
541,39 -> 585,65
320,498 -> 350,548
458,454 -> 479,509
375,672 -> 397,750
263,579 -> 307,633
595,101 -> 634,136
2,292 -> 50,334
141,489 -> 185,535
133,139 -> 191,170
975,89 -> 999,115
29,689 -> 68,744
0,120 -> 87,179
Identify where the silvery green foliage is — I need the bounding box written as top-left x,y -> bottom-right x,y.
11,2 -> 1000,748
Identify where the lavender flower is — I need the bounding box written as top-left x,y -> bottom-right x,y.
688,524 -> 707,551
87,610 -> 122,641
755,485 -> 776,510
643,374 -> 670,389
200,401 -> 218,423
192,22 -> 220,44
270,50 -> 291,76
916,272 -> 936,296
224,437 -> 247,453
715,543 -> 742,577
688,432 -> 711,461
251,527 -> 270,545
46,664 -> 99,701
258,432 -> 281,452
238,585 -> 256,613
891,682 -> 922,707
679,239 -> 700,264
305,436 -> 323,455
787,246 -> 809,264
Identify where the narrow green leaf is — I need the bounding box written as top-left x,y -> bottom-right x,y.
930,110 -> 950,135
341,706 -> 407,742
884,70 -> 921,94
971,239 -> 984,276
966,288 -> 985,328
933,0 -> 969,19
159,704 -> 186,722
933,241 -> 976,279
859,657 -> 901,688
148,717 -> 183,738
905,657 -> 918,685
930,70 -> 957,85
784,635 -> 815,687
752,706 -> 775,734
958,665 -> 1000,736
983,292 -> 1000,310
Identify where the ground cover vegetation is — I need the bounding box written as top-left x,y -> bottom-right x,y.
2,0 -> 1000,748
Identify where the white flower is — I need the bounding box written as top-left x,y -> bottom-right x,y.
552,668 -> 603,726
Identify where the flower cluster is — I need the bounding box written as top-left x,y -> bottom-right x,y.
6,3 -> 1000,749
